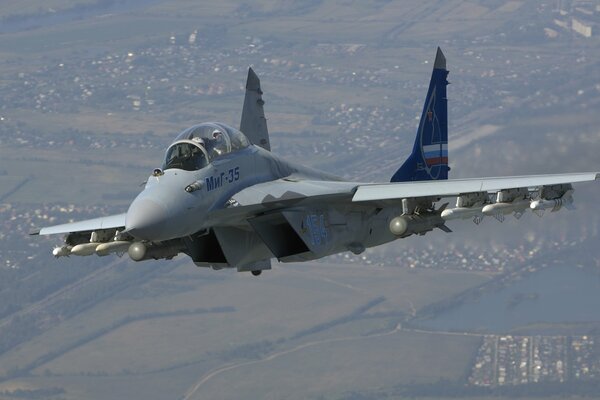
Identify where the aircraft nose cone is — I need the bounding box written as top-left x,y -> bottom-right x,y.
126,198 -> 169,240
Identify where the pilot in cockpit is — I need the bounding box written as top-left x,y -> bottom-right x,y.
192,137 -> 205,147
209,129 -> 226,156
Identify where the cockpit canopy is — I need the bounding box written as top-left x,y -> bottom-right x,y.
163,122 -> 250,171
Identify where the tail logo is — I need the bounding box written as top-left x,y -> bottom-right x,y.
389,47 -> 449,183
419,89 -> 447,179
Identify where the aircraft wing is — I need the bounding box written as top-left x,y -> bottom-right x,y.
231,178 -> 357,205
212,172 -> 599,225
33,173 -> 599,234
207,179 -> 357,225
353,172 -> 600,202
32,213 -> 127,236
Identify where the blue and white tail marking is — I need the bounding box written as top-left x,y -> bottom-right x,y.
391,47 -> 450,182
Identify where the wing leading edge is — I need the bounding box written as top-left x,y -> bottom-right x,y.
209,172 -> 599,226
33,173 -> 599,236
353,172 -> 599,202
33,213 -> 127,236
206,179 -> 358,226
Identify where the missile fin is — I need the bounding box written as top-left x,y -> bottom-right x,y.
437,224 -> 452,233
437,202 -> 449,213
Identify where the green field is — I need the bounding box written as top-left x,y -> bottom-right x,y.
190,331 -> 480,400
0,262 -> 490,399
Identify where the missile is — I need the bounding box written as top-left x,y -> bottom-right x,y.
389,216 -> 409,236
482,199 -> 531,217
128,242 -> 147,261
530,195 -> 573,213
441,207 -> 484,221
70,243 -> 100,256
128,241 -> 182,261
96,241 -> 131,256
389,212 -> 450,237
52,245 -> 72,257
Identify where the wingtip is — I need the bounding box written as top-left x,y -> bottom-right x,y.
29,228 -> 40,236
434,46 -> 446,70
246,67 -> 261,90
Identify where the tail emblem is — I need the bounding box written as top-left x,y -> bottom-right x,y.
390,47 -> 449,183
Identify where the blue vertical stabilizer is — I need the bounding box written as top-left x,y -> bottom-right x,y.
391,47 -> 449,182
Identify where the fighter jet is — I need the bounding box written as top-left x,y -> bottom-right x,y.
32,48 -> 599,276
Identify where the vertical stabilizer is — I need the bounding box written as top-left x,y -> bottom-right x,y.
240,68 -> 271,151
391,47 -> 449,182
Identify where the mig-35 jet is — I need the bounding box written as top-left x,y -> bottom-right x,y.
32,48 -> 599,276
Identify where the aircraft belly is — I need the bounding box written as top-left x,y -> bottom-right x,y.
212,226 -> 273,266
270,206 -> 401,263
361,208 -> 402,248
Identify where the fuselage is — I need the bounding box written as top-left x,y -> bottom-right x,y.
125,125 -> 341,242
123,122 -> 404,269
34,55 -> 597,275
